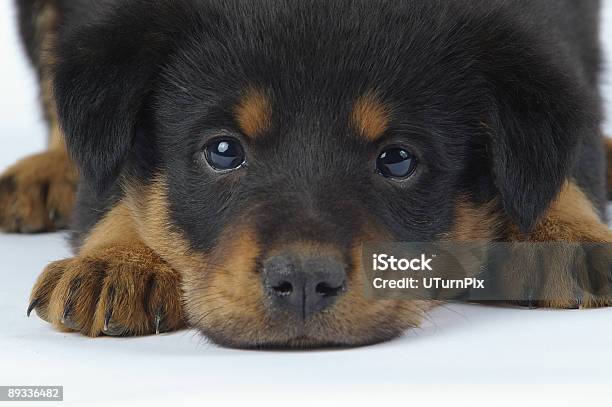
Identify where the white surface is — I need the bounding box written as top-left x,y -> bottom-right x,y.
1,2 -> 612,406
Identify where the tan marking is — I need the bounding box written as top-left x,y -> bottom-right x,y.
123,178 -> 207,273
48,125 -> 65,151
351,93 -> 390,141
34,2 -> 60,53
234,88 -> 272,138
512,181 -> 611,242
40,44 -> 61,150
80,202 -> 141,255
184,224 -> 270,346
82,177 -> 206,276
34,2 -> 64,150
448,199 -> 503,241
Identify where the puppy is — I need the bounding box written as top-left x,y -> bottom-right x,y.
3,0 -> 611,348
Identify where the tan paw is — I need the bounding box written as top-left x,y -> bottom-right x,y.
28,245 -> 186,336
0,150 -> 77,233
504,243 -> 612,309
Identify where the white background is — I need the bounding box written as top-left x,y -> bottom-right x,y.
1,2 -> 612,406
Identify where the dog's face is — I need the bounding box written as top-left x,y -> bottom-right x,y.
54,1 -> 595,347
148,45 -> 482,347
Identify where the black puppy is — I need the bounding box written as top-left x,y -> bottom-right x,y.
2,0 -> 610,348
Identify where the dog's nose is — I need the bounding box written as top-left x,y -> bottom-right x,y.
262,252 -> 346,320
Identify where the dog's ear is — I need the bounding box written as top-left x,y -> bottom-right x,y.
481,31 -> 599,233
53,5 -> 188,194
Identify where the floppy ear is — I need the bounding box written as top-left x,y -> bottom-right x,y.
53,4 -> 187,194
482,33 -> 599,233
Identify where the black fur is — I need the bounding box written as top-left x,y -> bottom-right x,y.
18,0 -> 605,244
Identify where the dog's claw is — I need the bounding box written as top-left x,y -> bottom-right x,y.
155,314 -> 161,335
27,298 -> 39,317
517,289 -> 538,309
60,278 -> 81,330
103,320 -> 125,336
516,298 -> 537,309
102,306 -> 125,336
103,310 -> 125,336
154,307 -> 165,335
61,305 -> 79,330
62,306 -> 70,321
574,290 -> 584,310
103,308 -> 112,333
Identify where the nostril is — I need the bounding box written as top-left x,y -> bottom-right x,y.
272,281 -> 293,297
315,282 -> 345,298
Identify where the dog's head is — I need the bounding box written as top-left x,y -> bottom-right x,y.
53,1 -> 597,347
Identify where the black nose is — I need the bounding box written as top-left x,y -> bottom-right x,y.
262,252 -> 347,320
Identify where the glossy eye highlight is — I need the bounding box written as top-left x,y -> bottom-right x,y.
376,147 -> 417,179
205,138 -> 246,171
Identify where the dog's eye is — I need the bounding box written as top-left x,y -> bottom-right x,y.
205,139 -> 246,171
376,147 -> 417,179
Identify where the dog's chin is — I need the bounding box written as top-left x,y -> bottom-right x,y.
202,332 -> 396,350
197,322 -> 404,350
186,286 -> 428,349
189,299 -> 429,349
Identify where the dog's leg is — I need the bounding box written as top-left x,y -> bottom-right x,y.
28,202 -> 186,336
0,1 -> 77,233
506,181 -> 612,308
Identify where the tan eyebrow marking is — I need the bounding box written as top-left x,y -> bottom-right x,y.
351,93 -> 390,141
234,88 -> 272,138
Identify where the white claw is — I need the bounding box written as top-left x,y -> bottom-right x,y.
155,314 -> 161,335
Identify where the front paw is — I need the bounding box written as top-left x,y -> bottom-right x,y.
0,150 -> 77,233
503,243 -> 612,309
28,246 -> 186,336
